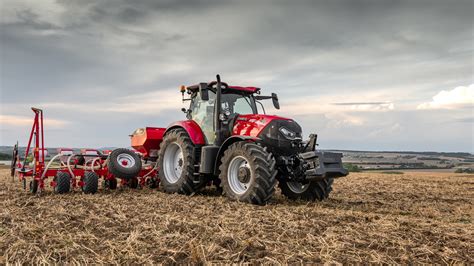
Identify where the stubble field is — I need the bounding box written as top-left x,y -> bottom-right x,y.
0,169 -> 472,264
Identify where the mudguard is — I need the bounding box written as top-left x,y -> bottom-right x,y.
165,120 -> 206,145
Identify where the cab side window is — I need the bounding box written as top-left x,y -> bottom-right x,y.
190,91 -> 216,144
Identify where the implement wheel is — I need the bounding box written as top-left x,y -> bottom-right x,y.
219,142 -> 277,205
128,177 -> 139,189
29,179 -> 38,194
10,144 -> 18,178
158,129 -> 201,194
54,172 -> 71,194
146,177 -> 159,189
108,148 -> 142,179
279,178 -> 334,201
82,171 -> 99,194
103,178 -> 117,190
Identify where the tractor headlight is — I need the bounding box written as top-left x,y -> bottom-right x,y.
279,127 -> 298,140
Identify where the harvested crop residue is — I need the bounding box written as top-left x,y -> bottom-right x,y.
0,170 -> 472,263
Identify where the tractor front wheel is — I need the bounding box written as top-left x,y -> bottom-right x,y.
279,178 -> 334,201
219,142 -> 277,205
158,129 -> 201,194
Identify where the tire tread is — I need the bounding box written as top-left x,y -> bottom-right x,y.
158,129 -> 203,195
279,177 -> 334,201
219,142 -> 277,205
55,172 -> 71,194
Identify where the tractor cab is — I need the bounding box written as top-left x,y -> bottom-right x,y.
185,85 -> 255,144
182,82 -> 280,145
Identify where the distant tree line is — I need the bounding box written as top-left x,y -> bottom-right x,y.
0,153 -> 12,160
343,163 -> 361,172
339,150 -> 472,159
455,168 -> 474,174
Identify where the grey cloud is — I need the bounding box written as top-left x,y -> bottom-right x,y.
14,9 -> 63,31
332,102 -> 391,106
454,117 -> 474,123
1,0 -> 472,151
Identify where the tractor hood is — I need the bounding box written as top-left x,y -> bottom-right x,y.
232,114 -> 302,139
232,114 -> 303,156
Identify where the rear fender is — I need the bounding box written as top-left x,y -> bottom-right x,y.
165,120 -> 206,145
213,135 -> 260,175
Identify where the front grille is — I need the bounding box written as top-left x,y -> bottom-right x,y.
259,119 -> 303,156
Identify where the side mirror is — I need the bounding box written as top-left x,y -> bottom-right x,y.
199,83 -> 209,101
181,108 -> 192,119
272,93 -> 280,110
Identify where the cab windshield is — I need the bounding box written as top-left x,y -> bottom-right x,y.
221,93 -> 256,115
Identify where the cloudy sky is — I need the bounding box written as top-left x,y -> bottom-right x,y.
0,0 -> 473,152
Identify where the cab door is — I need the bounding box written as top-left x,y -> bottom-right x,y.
190,90 -> 216,144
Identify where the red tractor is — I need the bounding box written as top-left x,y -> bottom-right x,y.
131,75 -> 347,204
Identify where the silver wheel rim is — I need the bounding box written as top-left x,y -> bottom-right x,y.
227,156 -> 251,195
117,153 -> 136,168
163,142 -> 183,184
287,181 -> 309,193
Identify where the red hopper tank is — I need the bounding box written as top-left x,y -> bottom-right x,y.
130,127 -> 166,159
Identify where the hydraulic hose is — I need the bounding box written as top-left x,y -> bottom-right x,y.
66,155 -> 75,178
40,154 -> 62,178
142,161 -> 158,179
84,158 -> 102,172
90,157 -> 102,172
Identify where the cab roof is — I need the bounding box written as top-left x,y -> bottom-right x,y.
228,86 -> 260,93
186,83 -> 260,94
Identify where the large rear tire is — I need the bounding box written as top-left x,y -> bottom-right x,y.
279,178 -> 334,201
158,129 -> 201,194
219,142 -> 277,205
54,172 -> 71,194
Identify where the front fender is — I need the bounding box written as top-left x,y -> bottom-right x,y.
165,120 -> 206,145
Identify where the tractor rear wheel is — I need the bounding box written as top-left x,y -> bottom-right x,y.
279,178 -> 334,201
158,129 -> 201,194
54,172 -> 71,194
82,171 -> 99,194
219,142 -> 277,205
